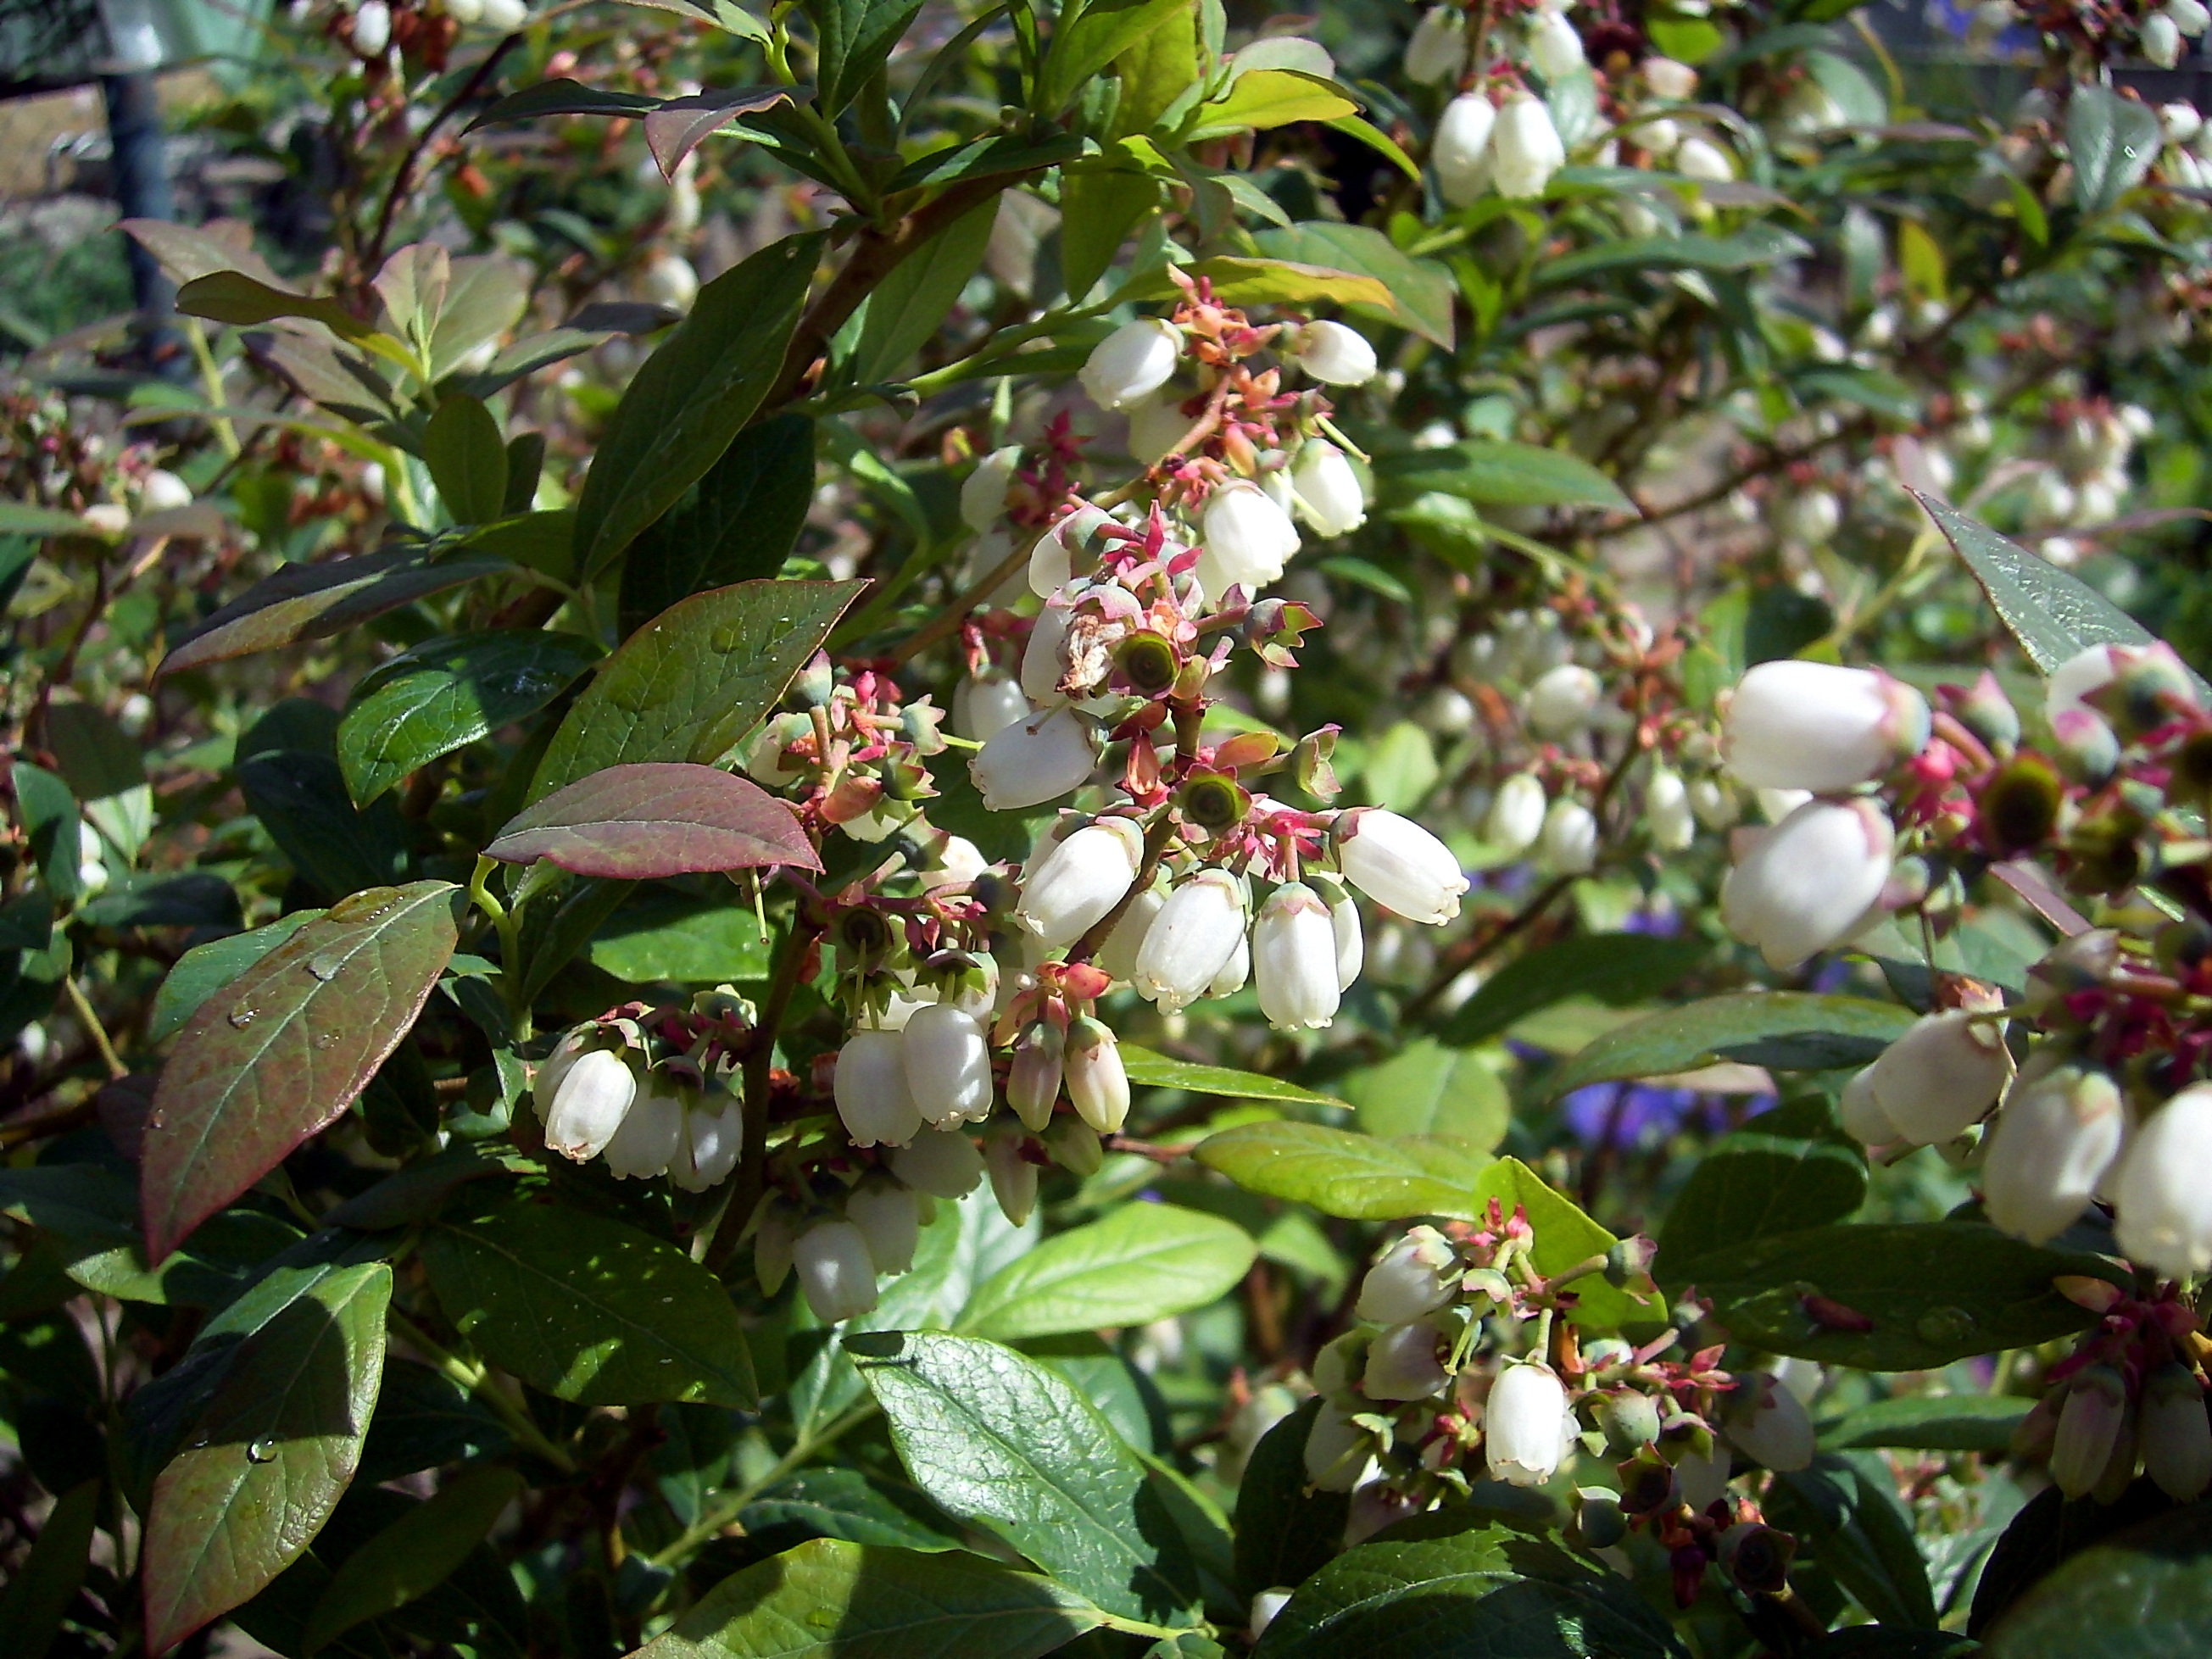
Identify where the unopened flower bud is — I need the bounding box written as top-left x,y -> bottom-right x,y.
1017,818 -> 1145,946
1526,662 -> 1602,738
953,671 -> 1032,743
794,1220 -> 878,1323
1291,441 -> 1367,537
602,1071 -> 685,1179
1357,1225 -> 1458,1323
1255,882 -> 1341,1030
1646,765 -> 1696,851
1079,317 -> 1181,410
541,1048 -> 636,1162
1723,660 -> 1931,792
1435,92 -> 1497,206
2051,1366 -> 2129,1497
1199,480 -> 1301,595
1365,1322 -> 1449,1401
1095,885 -> 1164,982
1644,56 -> 1697,100
1293,320 -> 1378,387
1248,1588 -> 1294,1642
1134,869 -> 1248,1010
1864,1007 -> 2010,1146
1674,134 -> 1735,181
1007,1022 -> 1065,1132
1304,1400 -> 1378,1491
847,1179 -> 920,1274
1063,1016 -> 1130,1133
352,0 -> 391,54
971,704 -> 1100,810
1491,92 -> 1566,199
1576,1493 -> 1629,1550
836,1028 -> 926,1147
139,469 -> 192,513
1839,1066 -> 1897,1145
1528,8 -> 1584,77
1981,1056 -> 2126,1244
1336,808 -> 1469,924
2112,1084 -> 2212,1277
961,446 -> 1021,533
1045,1117 -> 1105,1176
1724,1372 -> 1815,1471
2146,10 -> 2184,65
1405,6 -> 1468,84
1486,772 -> 1547,855
889,1127 -> 985,1198
672,1096 -> 743,1190
2141,1362 -> 2212,1501
1485,1361 -> 1569,1485
1326,882 -> 1363,989
985,1131 -> 1040,1227
902,1005 -> 995,1127
1539,799 -> 1599,876
1720,796 -> 1893,969
1719,1523 -> 1796,1595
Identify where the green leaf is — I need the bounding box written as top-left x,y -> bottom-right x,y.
142,882 -> 460,1262
1440,932 -> 1708,1048
238,743 -> 409,899
530,577 -> 863,801
176,270 -> 376,342
738,1467 -> 962,1553
1468,1157 -> 1645,1329
845,200 -> 998,386
571,231 -> 824,580
1766,1453 -> 1937,1630
807,0 -> 928,116
149,916 -> 316,1044
1914,494 -> 2204,693
1821,1393 -> 2033,1454
1184,70 -> 1358,142
959,1204 -> 1256,1339
1694,1222 -> 2117,1370
618,413 -> 816,637
1195,1122 -> 1489,1221
1039,0 -> 1192,116
358,1359 -> 514,1484
1112,2 -> 1201,136
1361,721 -> 1438,810
1251,223 -> 1457,348
1233,1400 -> 1349,1601
1377,440 -> 1632,512
1535,225 -> 1811,287
421,1194 -> 756,1406
141,1262 -> 392,1656
1981,1498 -> 2212,1656
0,1478 -> 99,1659
487,762 -> 820,879
632,1539 -> 1104,1659
47,699 -> 152,860
1253,1511 -> 1688,1658
304,1465 -> 525,1655
1541,993 -> 1916,1101
466,79 -> 666,126
338,630 -> 600,804
1341,1039 -> 1508,1150
1060,169 -> 1162,299
423,395 -> 509,525
588,889 -> 771,983
1118,256 -> 1392,315
2068,81 -> 2161,217
1656,1099 -> 1867,1277
1118,1044 -> 1346,1107
851,1330 -> 1198,1623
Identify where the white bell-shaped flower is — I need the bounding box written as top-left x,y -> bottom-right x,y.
671,1096 -> 742,1190
985,1132 -> 1040,1227
1079,317 -> 1182,410
1255,882 -> 1341,1030
2051,1366 -> 2128,1497
1674,134 -> 1736,181
1019,601 -> 1073,700
1328,882 -> 1364,990
846,1180 -> 919,1275
1719,796 -> 1892,969
920,834 -> 987,890
2146,10 -> 2184,64
1838,1066 -> 1898,1146
835,1028 -> 926,1147
541,1049 -> 636,1162
1336,808 -> 1469,924
1404,6 -> 1468,84
953,671 -> 1032,742
1526,662 -> 1603,737
139,469 -> 193,512
1134,870 -> 1248,1010
1293,320 -> 1378,387
1291,440 -> 1367,537
1210,932 -> 1251,998
480,0 -> 527,28
971,704 -> 1100,810
1723,1372 -> 1816,1471
2112,1085 -> 2212,1277
1357,1226 -> 1457,1323
1981,1057 -> 2126,1244
352,0 -> 391,54
601,1071 -> 685,1179
889,1127 -> 986,1198
1303,1400 -> 1378,1491
1096,885 -> 1165,983
1644,55 -> 1697,99
1722,660 -> 1931,792
1486,772 -> 1548,855
960,446 -> 1021,532
1364,1322 -> 1449,1401
1017,818 -> 1145,946
1435,93 -> 1497,206
1528,8 -> 1585,78
1485,1361 -> 1569,1485
1647,765 -> 1696,852
1862,1009 -> 2009,1145
1199,480 -> 1301,595
902,1004 -> 995,1127
794,1220 -> 879,1322
1491,92 -> 1566,199
1540,799 -> 1599,876
754,1205 -> 796,1296
1064,1016 -> 1131,1134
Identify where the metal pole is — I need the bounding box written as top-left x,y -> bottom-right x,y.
99,67 -> 176,320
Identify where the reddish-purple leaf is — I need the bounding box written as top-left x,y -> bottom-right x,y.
159,550 -> 510,678
485,762 -> 820,878
142,882 -> 460,1261
644,85 -> 794,177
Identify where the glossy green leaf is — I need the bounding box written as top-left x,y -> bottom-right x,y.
959,1204 -> 1256,1339
1694,1222 -> 2118,1370
338,631 -> 600,804
356,1359 -> 515,1484
2068,82 -> 2161,218
421,1194 -> 756,1406
1233,1400 -> 1349,1601
465,76 -> 660,126
1250,221 -> 1455,347
1541,993 -> 1917,1101
588,889 -> 772,984
634,1539 -> 1104,1659
1038,0 -> 1190,116
0,1477 -> 99,1659
1195,1122 -> 1490,1221
1440,932 -> 1708,1048
1061,170 -> 1161,298
1820,1392 -> 2033,1454
571,232 -> 824,580
1253,1511 -> 1688,1658
738,1467 -> 962,1554
1378,440 -> 1632,512
1657,1099 -> 1867,1277
176,270 -> 376,341
148,913 -> 316,1042
47,699 -> 151,860
423,395 -> 509,525
304,1465 -> 525,1655
1535,223 -> 1811,287
1120,255 -> 1391,315
1766,1453 -> 1936,1630
141,1262 -> 391,1656
1468,1158 -> 1646,1328
142,882 -> 460,1261
845,200 -> 997,386
1184,70 -> 1358,142
1341,1039 -> 1509,1150
852,1331 -> 1198,1623
618,413 -> 816,637
488,762 -> 820,879
530,577 -> 863,800
238,747 -> 409,899
807,0 -> 928,115
1118,1044 -> 1346,1106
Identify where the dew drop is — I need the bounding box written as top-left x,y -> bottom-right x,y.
1914,1305 -> 1975,1344
247,1438 -> 278,1463
228,1000 -> 259,1029
306,951 -> 344,983
148,1110 -> 166,1129
328,886 -> 400,923
313,1033 -> 340,1051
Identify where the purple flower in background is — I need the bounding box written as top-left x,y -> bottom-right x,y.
1562,1082 -> 1776,1150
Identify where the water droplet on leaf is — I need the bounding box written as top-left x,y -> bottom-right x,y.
313,1033 -> 339,1051
306,952 -> 343,982
328,887 -> 400,923
1914,1305 -> 1975,1344
247,1438 -> 278,1463
228,1001 -> 259,1028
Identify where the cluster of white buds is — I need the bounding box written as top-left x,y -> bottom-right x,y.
2023,397 -> 2151,535
2158,101 -> 2212,187
532,1003 -> 747,1189
2142,0 -> 2209,66
1715,660 -> 1931,968
1435,89 -> 1568,203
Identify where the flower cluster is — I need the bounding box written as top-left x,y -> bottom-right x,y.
532,995 -> 749,1189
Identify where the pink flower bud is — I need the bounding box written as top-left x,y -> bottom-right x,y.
835,1028 -> 926,1147
1719,796 -> 1893,969
971,704 -> 1100,811
2112,1084 -> 2212,1278
1064,1015 -> 1130,1133
1336,808 -> 1469,925
1722,660 -> 1931,793
794,1220 -> 879,1323
2051,1366 -> 2128,1498
1079,317 -> 1181,410
1134,870 -> 1248,1010
901,1004 -> 995,1127
1485,1361 -> 1570,1486
1017,818 -> 1145,946
1008,1022 -> 1065,1132
1981,1056 -> 2126,1244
